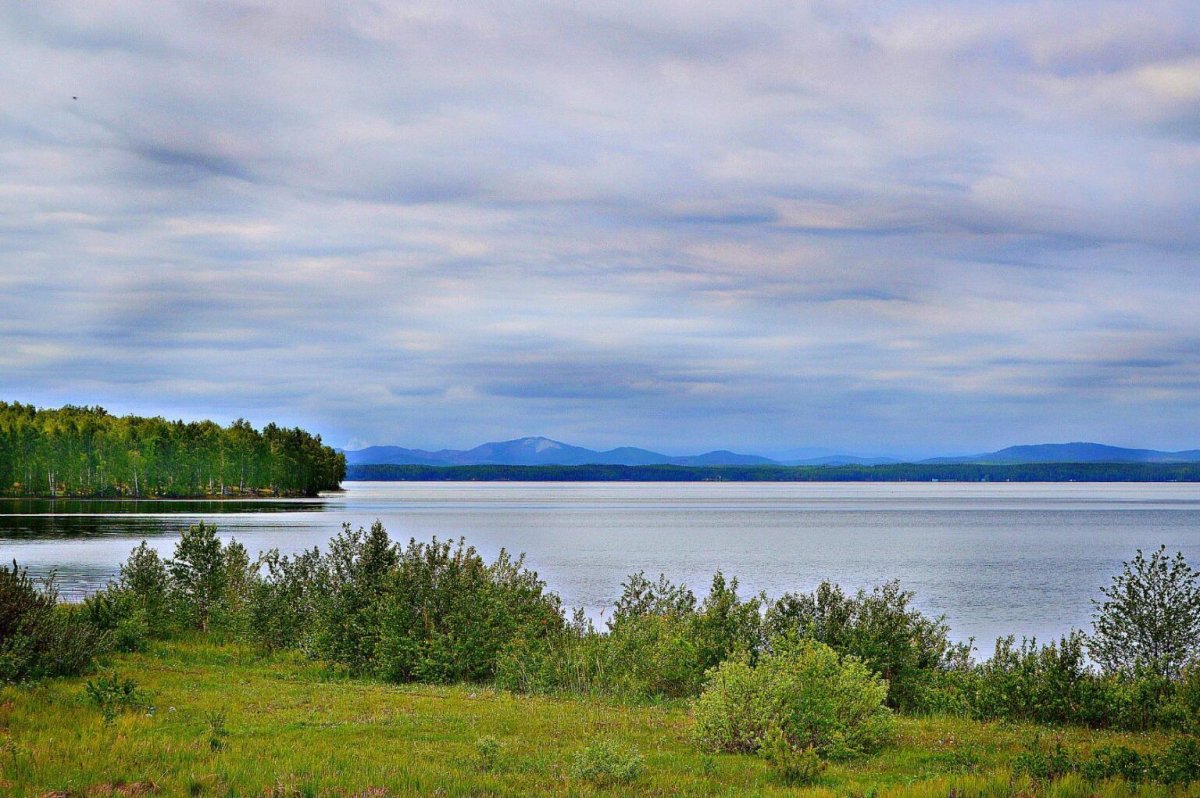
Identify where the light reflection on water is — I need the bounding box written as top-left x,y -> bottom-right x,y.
2,481 -> 1198,649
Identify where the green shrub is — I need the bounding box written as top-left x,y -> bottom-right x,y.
760,726 -> 826,785
474,736 -> 502,772
766,580 -> 967,713
1080,745 -> 1148,783
499,572 -> 764,701
374,537 -> 563,683
84,588 -> 150,652
1161,661 -> 1200,733
569,739 -> 644,785
1013,734 -> 1077,781
693,637 -> 894,760
84,672 -> 150,723
0,561 -> 107,682
1154,737 -> 1200,785
168,521 -> 227,632
250,546 -> 322,653
1090,546 -> 1200,679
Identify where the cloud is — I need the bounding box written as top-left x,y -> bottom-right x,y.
1,1 -> 1198,457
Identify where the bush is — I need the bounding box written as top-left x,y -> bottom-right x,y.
84,541 -> 172,651
1090,546 -> 1200,679
473,736 -> 502,772
168,521 -> 227,632
373,537 -> 563,683
693,637 -> 894,760
1013,735 -> 1077,781
1080,745 -> 1148,783
250,546 -> 323,653
766,580 -> 968,712
84,672 -> 150,723
569,739 -> 644,785
1161,661 -> 1200,733
1155,737 -> 1200,785
972,632 -> 1095,725
760,726 -> 826,785
0,561 -> 106,681
498,572 -> 764,701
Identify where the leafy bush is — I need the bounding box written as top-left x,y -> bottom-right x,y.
1161,661 -> 1200,733
693,637 -> 894,760
1013,735 -> 1077,781
1,561 -> 106,681
569,739 -> 644,785
473,736 -> 502,772
373,537 -> 563,683
499,572 -> 763,700
760,726 -> 826,785
168,521 -> 227,632
766,580 -> 968,712
250,546 -> 323,653
972,632 -> 1095,725
1079,745 -> 1147,783
84,541 -> 172,651
309,521 -> 397,672
84,672 -> 150,723
1155,737 -> 1200,785
1091,546 -> 1200,678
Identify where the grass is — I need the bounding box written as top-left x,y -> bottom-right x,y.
1,641 -> 1197,797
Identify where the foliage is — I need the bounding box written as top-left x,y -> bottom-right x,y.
1154,736 -> 1200,785
84,672 -> 150,723
373,536 -> 563,683
347,461 -> 1200,483
1090,546 -> 1200,678
972,632 -> 1095,725
0,561 -> 105,682
569,739 -> 644,785
168,521 -> 227,632
766,580 -> 969,712
693,637 -> 894,760
759,726 -> 826,785
1012,734 -> 1077,781
309,521 -> 398,673
1079,745 -> 1151,783
0,401 -> 344,498
249,546 -> 323,653
497,573 -> 762,700
473,736 -> 502,772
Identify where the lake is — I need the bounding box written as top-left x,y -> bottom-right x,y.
3,481 -> 1199,650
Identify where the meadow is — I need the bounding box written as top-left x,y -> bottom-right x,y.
2,638 -> 1197,798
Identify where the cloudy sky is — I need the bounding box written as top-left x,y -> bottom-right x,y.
3,1 -> 1199,457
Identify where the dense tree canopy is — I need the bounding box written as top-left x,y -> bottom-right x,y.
0,402 -> 344,498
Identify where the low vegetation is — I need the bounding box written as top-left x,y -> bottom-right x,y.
2,523 -> 1198,795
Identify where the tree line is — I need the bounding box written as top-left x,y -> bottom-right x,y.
347,462 -> 1200,482
0,402 -> 345,498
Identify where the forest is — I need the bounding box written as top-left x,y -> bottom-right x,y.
0,402 -> 345,498
346,461 -> 1200,482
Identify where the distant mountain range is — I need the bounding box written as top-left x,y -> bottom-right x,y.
923,442 -> 1200,465
342,438 -> 1200,468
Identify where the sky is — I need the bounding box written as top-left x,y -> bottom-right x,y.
2,1 -> 1199,458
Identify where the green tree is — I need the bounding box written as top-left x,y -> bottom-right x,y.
1090,546 -> 1200,678
168,522 -> 227,631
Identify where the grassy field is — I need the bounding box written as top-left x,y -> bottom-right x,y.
1,641 -> 1196,798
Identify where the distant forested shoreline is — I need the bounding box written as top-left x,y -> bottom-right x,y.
347,462 -> 1200,482
0,402 -> 345,498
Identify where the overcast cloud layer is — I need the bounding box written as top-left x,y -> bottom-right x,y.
3,1 -> 1199,457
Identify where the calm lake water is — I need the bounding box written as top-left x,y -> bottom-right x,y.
3,481 -> 1199,650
